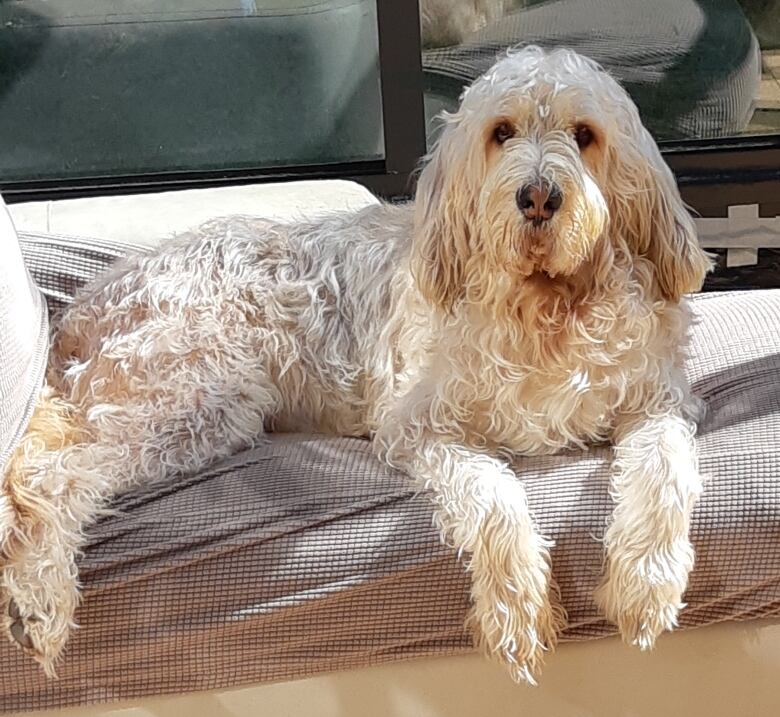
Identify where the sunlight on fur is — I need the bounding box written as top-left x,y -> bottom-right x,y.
1,46 -> 711,683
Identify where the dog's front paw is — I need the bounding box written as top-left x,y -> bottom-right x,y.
595,547 -> 692,650
470,551 -> 566,685
596,581 -> 682,650
3,564 -> 78,677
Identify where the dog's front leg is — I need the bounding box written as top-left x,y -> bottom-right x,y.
381,436 -> 564,684
596,410 -> 701,648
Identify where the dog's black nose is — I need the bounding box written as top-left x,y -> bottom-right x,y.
516,181 -> 562,224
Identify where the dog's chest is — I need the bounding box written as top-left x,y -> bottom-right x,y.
460,302 -> 659,453
470,360 -> 622,454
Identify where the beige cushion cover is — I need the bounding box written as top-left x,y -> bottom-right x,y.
0,199 -> 48,475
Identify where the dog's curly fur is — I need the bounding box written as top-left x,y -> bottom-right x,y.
2,46 -> 711,683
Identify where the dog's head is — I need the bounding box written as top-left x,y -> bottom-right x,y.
413,46 -> 711,312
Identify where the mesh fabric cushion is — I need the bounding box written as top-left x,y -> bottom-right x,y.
1,233 -> 778,713
0,205 -> 48,477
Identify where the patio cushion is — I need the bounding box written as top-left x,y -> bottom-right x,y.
1,230 -> 778,713
0,199 -> 48,477
423,0 -> 761,142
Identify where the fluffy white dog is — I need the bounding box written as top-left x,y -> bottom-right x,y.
2,46 -> 711,683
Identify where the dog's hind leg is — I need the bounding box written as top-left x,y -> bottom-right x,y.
0,388 -> 101,676
2,378 -> 279,675
4,329 -> 284,675
3,234 -> 314,673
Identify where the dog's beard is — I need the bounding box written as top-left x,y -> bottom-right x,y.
517,199 -> 608,282
482,178 -> 606,280
478,162 -> 609,297
514,223 -> 563,278
510,219 -> 593,282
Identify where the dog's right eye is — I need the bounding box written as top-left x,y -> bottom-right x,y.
574,123 -> 594,150
493,121 -> 515,145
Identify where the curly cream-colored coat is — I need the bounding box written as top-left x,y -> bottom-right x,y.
2,46 -> 711,684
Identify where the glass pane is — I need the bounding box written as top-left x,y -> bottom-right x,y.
0,1 -> 385,182
420,0 -> 780,145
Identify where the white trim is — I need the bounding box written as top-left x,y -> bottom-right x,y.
696,204 -> 780,249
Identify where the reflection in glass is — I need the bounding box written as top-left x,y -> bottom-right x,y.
420,0 -> 779,144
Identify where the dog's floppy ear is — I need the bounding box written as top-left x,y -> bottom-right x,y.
610,113 -> 712,302
411,121 -> 478,313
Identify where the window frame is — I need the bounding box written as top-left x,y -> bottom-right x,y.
663,135 -> 780,218
1,0 -> 777,219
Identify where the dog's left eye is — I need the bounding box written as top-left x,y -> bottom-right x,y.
493,121 -> 516,145
574,124 -> 594,150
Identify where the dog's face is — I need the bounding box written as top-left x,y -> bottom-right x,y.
413,46 -> 711,311
478,74 -> 609,283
